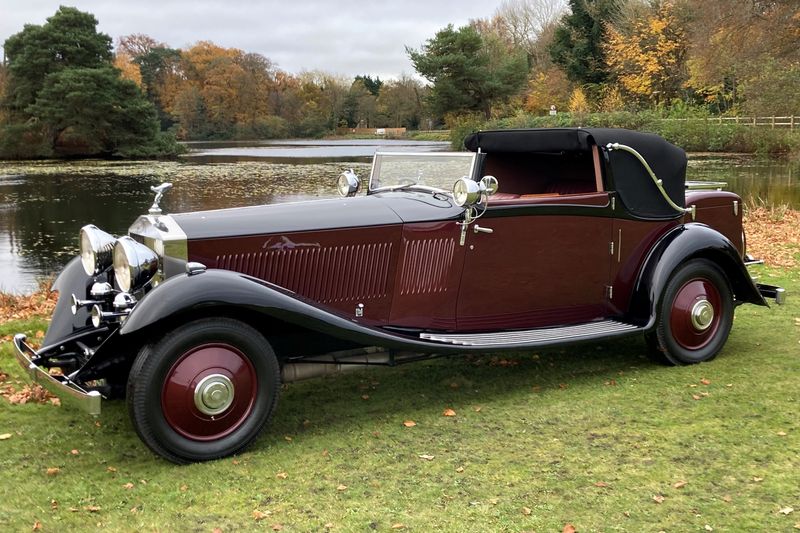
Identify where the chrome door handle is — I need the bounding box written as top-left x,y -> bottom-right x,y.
473,225 -> 493,234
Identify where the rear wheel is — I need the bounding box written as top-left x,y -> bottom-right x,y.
649,259 -> 733,365
127,317 -> 280,463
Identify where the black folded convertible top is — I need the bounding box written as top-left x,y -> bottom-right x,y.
464,128 -> 687,218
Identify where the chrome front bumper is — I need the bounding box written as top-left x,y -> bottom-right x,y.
12,334 -> 102,416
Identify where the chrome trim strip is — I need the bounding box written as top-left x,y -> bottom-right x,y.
420,320 -> 639,346
12,334 -> 102,416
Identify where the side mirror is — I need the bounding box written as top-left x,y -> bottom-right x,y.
452,175 -> 499,207
337,169 -> 360,197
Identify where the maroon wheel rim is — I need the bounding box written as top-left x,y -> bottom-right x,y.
161,343 -> 257,441
669,277 -> 722,351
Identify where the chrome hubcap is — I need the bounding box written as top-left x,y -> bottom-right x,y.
691,299 -> 714,331
193,374 -> 235,416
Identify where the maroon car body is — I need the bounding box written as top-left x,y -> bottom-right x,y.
14,128 -> 784,463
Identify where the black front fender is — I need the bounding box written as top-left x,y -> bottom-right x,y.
631,223 -> 766,329
44,256 -> 94,346
119,269 -> 465,354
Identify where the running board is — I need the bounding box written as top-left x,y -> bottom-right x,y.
419,320 -> 641,347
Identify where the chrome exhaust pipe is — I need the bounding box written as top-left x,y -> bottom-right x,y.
281,348 -> 392,382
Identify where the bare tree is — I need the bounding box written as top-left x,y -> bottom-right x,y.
494,0 -> 568,66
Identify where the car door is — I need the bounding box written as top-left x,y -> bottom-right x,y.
455,192 -> 614,331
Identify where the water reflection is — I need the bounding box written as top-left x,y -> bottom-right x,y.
0,146 -> 797,293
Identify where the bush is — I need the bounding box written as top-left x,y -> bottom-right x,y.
0,124 -> 52,159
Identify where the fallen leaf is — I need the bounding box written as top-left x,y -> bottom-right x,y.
284,435 -> 293,442
443,408 -> 456,417
700,378 -> 711,385
418,454 -> 435,461
391,524 -> 405,530
324,524 -> 334,529
272,524 -> 283,531
106,466 -> 117,473
213,529 -> 223,533
361,395 -> 369,400
593,481 -> 610,488
46,467 -> 60,476
455,466 -> 464,473
777,431 -> 788,436
722,495 -> 732,503
402,420 -> 416,427
232,459 -> 240,465
50,500 -> 58,510
322,449 -> 329,457
122,482 -> 134,490
653,494 -> 665,504
673,481 -> 687,489
70,449 -> 79,455
252,510 -> 270,521
180,484 -> 188,492
276,472 -> 288,479
753,476 -> 764,482
779,507 -> 795,515
522,507 -> 532,516
473,406 -> 482,412
84,505 -> 101,512
704,526 -> 713,531
563,524 -> 577,533
489,498 -> 499,505
692,394 -> 702,401
35,330 -> 44,338
336,484 -> 348,491
0,433 -> 12,440
32,520 -> 42,531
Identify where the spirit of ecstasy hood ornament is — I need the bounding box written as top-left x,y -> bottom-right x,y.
148,182 -> 173,216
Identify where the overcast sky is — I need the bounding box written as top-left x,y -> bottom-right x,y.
0,0 -> 509,79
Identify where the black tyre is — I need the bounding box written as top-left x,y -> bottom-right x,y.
649,259 -> 733,365
127,317 -> 280,463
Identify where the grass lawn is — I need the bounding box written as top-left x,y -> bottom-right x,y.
0,265 -> 798,532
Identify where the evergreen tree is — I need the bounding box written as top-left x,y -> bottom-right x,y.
549,0 -> 620,85
408,24 -> 528,119
1,6 -> 178,157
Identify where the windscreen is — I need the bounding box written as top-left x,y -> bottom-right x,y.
369,152 -> 477,192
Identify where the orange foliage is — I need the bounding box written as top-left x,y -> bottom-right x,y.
113,52 -> 142,87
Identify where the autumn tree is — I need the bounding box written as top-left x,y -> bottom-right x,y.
683,0 -> 800,112
605,2 -> 688,105
408,24 -> 528,119
377,75 -> 425,128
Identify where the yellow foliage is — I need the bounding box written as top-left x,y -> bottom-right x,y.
605,3 -> 686,103
568,87 -> 591,114
524,68 -> 571,114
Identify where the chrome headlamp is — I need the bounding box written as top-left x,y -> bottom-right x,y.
79,225 -> 116,275
113,236 -> 159,292
337,169 -> 360,197
452,175 -> 499,207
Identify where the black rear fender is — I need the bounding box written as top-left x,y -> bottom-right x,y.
631,224 -> 766,328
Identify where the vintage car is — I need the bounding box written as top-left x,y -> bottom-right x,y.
14,128 -> 785,463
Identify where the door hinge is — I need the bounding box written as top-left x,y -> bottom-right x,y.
609,241 -> 614,255
605,285 -> 613,299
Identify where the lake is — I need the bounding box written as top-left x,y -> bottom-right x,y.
0,140 -> 797,293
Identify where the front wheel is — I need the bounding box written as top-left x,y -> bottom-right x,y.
127,318 -> 280,463
649,259 -> 733,365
